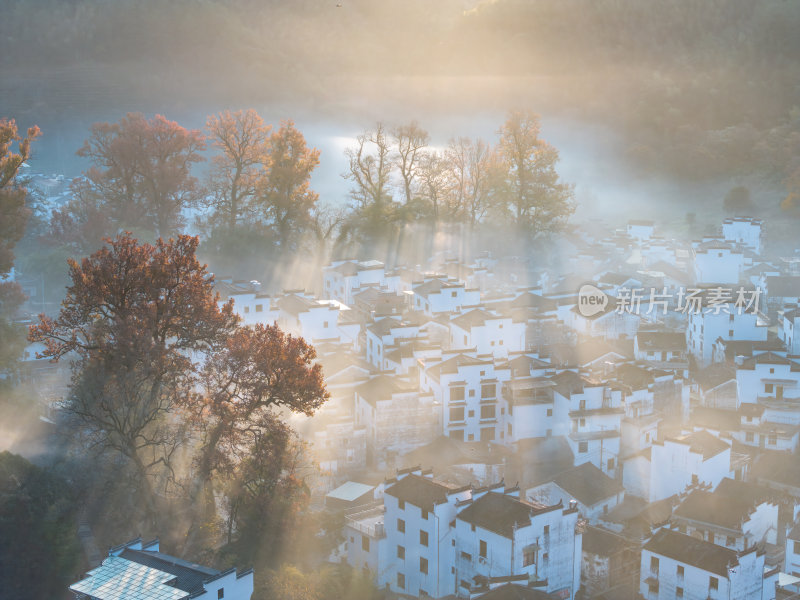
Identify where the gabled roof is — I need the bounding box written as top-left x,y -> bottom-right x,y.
668,430 -> 730,460
384,473 -> 454,512
425,354 -> 492,381
451,309 -> 501,330
583,525 -> 630,557
636,331 -> 686,353
277,294 -> 314,316
355,375 -> 403,405
739,352 -> 800,370
473,583 -> 559,599
119,548 -> 219,593
457,492 -> 558,538
71,556 -> 191,600
549,462 -> 624,507
694,363 -> 736,392
766,276 -> 800,298
673,489 -> 768,531
644,528 -> 739,577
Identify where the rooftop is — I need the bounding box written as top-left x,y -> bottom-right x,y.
549,462 -> 625,507
644,528 -> 740,577
457,491 -> 559,538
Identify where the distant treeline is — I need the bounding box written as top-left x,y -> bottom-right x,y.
3,0 -> 799,187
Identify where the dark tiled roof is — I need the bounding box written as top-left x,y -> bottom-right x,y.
474,583 -> 558,600
451,309 -> 497,330
673,490 -> 764,530
694,363 -> 736,392
739,352 -> 799,370
551,462 -> 624,507
384,473 -> 454,512
670,430 -> 730,460
714,477 -> 790,507
644,528 -> 739,577
637,331 -> 686,352
767,276 -> 800,298
120,549 -> 219,594
457,492 -> 557,538
583,525 -> 630,557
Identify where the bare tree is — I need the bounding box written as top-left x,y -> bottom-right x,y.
205,109 -> 271,232
417,150 -> 451,221
343,122 -> 393,210
447,137 -> 492,226
393,121 -> 429,204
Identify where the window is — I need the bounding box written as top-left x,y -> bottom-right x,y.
323,321 -> 328,327
544,525 -> 550,537
397,573 -> 405,590
481,383 -> 496,398
523,544 -> 537,566
648,581 -> 659,595
579,399 -> 586,411
479,540 -> 487,558
397,545 -> 405,559
421,510 -> 429,520
481,405 -> 496,419
362,536 -> 369,552
794,540 -> 800,555
449,407 -> 465,422
451,387 -> 465,401
579,418 -> 586,427
676,587 -> 683,598
420,557 -> 428,574
546,408 -> 553,417
464,335 -> 468,344
451,291 -> 457,297
218,589 -> 224,599
709,576 -> 718,591
460,551 -> 472,561
769,432 -> 778,445
650,556 -> 659,574
244,306 -> 250,314
579,441 -> 588,453
728,329 -> 733,337
469,389 -> 475,397
255,304 -> 263,312
543,552 -> 548,563
420,530 -> 429,546
397,518 -> 405,533
480,427 -> 495,442
607,458 -> 615,471
468,410 -> 474,417
726,535 -> 735,546
765,383 -> 774,393
398,500 -> 405,510
677,565 -> 684,579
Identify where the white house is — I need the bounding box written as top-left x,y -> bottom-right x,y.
454,488 -> 582,599
354,375 -> 439,469
378,469 -> 472,598
693,241 -> 745,285
550,371 -> 623,476
70,538 -> 253,600
623,430 -> 733,503
411,277 -> 481,316
420,353 -> 512,443
723,217 -> 762,255
449,309 -> 526,359
670,488 -> 779,551
527,462 -> 625,523
640,528 -> 773,600
686,296 -> 768,367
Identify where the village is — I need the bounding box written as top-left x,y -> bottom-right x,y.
202,215 -> 799,600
